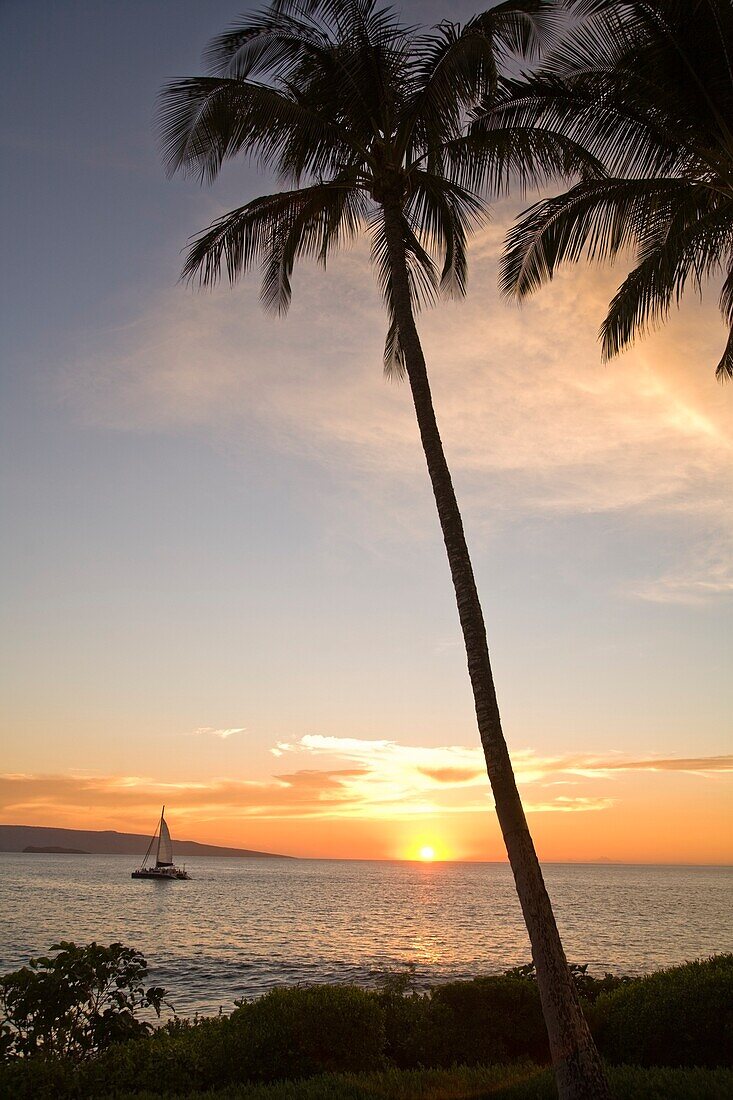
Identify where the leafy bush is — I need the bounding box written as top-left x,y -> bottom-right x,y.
78,984 -> 385,1095
231,985 -> 386,1081
4,947 -> 733,1097
79,1014 -> 231,1097
592,954 -> 733,1068
115,1064 -> 733,1099
609,1064 -> 733,1099
425,974 -> 549,1066
0,942 -> 167,1062
0,1053 -> 75,1100
505,961 -> 630,1004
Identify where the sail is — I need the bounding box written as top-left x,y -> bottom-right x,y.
156,814 -> 174,866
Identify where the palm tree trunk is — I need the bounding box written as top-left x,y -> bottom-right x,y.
381,197 -> 611,1100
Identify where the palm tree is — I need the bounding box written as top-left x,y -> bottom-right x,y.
159,3 -> 610,1095
495,0 -> 733,378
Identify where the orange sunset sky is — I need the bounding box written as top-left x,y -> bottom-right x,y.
1,0 -> 731,865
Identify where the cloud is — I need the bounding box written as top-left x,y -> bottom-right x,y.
523,796 -> 615,814
192,726 -> 246,740
630,544 -> 733,605
599,755 -> 733,773
59,201 -> 733,602
270,735 -> 732,816
418,766 -> 485,784
0,742 -> 729,830
0,769 -> 363,824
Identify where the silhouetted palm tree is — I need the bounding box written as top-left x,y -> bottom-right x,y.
496,0 -> 733,378
159,3 -> 609,1095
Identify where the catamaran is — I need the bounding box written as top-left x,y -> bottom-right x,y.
131,806 -> 190,880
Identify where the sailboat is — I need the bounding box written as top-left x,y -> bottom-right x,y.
131,806 -> 190,880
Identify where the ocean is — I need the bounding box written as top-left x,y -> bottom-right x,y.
0,854 -> 730,1018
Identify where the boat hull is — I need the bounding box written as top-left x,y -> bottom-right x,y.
131,868 -> 190,880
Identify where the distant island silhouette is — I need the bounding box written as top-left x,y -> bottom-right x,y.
23,845 -> 90,854
1,825 -> 292,859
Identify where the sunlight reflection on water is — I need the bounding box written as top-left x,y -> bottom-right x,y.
0,855 -> 730,1017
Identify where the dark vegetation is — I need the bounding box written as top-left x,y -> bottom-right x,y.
0,942 -> 167,1062
22,846 -> 90,855
1,944 -> 731,1098
124,1065 -> 733,1100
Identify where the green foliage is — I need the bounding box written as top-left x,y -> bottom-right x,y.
592,954 -> 733,1068
0,941 -> 167,1063
3,951 -> 732,1096
376,968 -> 435,1070
230,985 -> 386,1082
375,964 -> 550,1069
0,1053 -> 75,1100
427,974 -> 549,1066
78,1014 -> 231,1098
608,1064 -> 733,1099
504,961 -> 630,1004
97,1065 -> 733,1099
75,984 -> 385,1096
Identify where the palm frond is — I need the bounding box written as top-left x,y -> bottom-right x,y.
181,177 -> 366,313
715,264 -> 733,380
471,0 -> 565,63
497,0 -> 733,377
500,177 -> 698,299
370,208 -> 439,379
716,326 -> 733,381
479,74 -> 689,179
382,316 -> 406,379
448,119 -> 605,198
407,171 -> 487,296
600,203 -> 733,360
191,4 -> 406,171
400,21 -> 497,164
159,77 -> 358,183
260,175 -> 368,312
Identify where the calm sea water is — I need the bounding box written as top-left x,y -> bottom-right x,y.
0,855 -> 730,1018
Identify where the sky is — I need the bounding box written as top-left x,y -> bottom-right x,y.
1,0 -> 731,864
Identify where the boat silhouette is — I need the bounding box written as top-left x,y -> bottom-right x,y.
131,806 -> 190,880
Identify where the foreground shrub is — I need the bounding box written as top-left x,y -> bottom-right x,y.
0,1054 -> 75,1100
505,961 -> 630,1004
0,942 -> 167,1062
426,974 -> 549,1066
79,1014 -> 231,1097
231,985 -> 386,1081
593,954 -> 733,1068
3,953 -> 732,1096
76,984 -> 385,1096
118,1064 -> 733,1099
609,1064 -> 733,1099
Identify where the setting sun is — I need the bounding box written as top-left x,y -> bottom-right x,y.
418,846 -> 436,861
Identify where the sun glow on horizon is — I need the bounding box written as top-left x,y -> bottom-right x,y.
400,836 -> 452,862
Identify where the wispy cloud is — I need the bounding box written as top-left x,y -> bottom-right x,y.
523,796 -> 615,814
1,740 -> 729,831
629,544 -> 733,605
191,726 -> 247,740
599,755 -> 733,774
270,735 -> 732,816
59,204 -> 733,603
